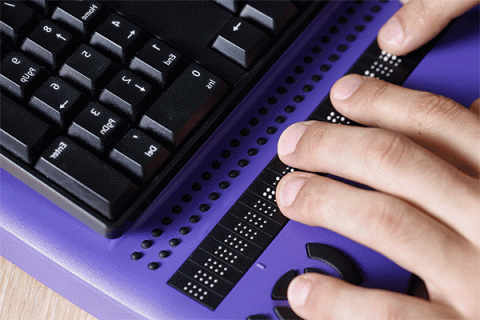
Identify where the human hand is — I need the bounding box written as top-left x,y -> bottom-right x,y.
377,0 -> 479,55
276,74 -> 480,319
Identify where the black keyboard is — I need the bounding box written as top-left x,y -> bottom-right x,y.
0,0 -> 324,237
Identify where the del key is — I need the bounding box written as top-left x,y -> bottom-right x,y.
140,64 -> 227,148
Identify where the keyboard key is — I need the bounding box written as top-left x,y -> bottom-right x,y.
139,63 -> 227,148
212,17 -> 270,68
106,1 -> 246,85
52,1 -> 104,37
0,51 -> 45,100
0,1 -> 37,45
109,129 -> 170,182
99,69 -> 152,120
129,38 -> 183,88
90,13 -> 141,63
29,77 -> 85,128
25,0 -> 56,15
68,102 -> 127,154
0,94 -> 53,164
240,1 -> 297,35
21,19 -> 73,69
35,136 -> 138,220
59,44 -> 113,96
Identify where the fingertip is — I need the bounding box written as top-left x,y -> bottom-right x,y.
287,276 -> 312,308
331,74 -> 367,101
378,15 -> 406,52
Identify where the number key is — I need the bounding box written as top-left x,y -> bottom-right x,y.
21,20 -> 73,69
99,69 -> 152,121
68,102 -> 127,154
0,51 -> 45,100
0,1 -> 37,45
29,77 -> 85,129
90,13 -> 141,64
59,44 -> 112,96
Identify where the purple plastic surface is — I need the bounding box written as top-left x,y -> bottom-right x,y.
1,2 -> 478,319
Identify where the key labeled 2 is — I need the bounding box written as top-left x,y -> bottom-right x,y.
68,102 -> 127,153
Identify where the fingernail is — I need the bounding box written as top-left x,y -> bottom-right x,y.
332,75 -> 366,100
379,16 -> 405,47
289,277 -> 312,307
278,122 -> 308,157
279,176 -> 308,207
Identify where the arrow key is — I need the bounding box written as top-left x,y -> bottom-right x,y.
99,69 -> 152,121
21,20 -> 73,69
90,13 -> 141,64
29,77 -> 85,129
212,17 -> 269,68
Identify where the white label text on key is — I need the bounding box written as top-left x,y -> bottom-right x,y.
50,142 -> 67,159
144,145 -> 158,157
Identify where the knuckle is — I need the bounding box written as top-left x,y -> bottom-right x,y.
364,131 -> 409,172
415,93 -> 462,125
368,81 -> 392,114
367,197 -> 408,241
296,178 -> 329,225
375,299 -> 406,319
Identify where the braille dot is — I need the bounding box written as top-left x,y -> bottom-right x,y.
338,16 -> 348,24
179,227 -> 190,235
162,217 -> 172,226
311,74 -> 322,82
268,97 -> 277,105
371,5 -> 381,12
211,160 -> 221,169
329,54 -> 339,62
171,205 -> 182,214
258,107 -> 268,115
182,194 -> 192,203
249,117 -> 259,126
221,150 -> 231,158
190,215 -> 200,223
346,7 -> 355,15
363,15 -> 373,22
169,238 -> 180,247
257,137 -> 267,145
286,76 -> 295,84
219,181 -> 229,189
266,126 -> 277,134
312,46 -> 321,53
192,183 -> 202,191
247,148 -> 258,156
230,139 -> 240,147
152,228 -> 163,237
337,44 -> 348,52
131,252 -> 142,260
329,26 -> 339,34
199,204 -> 210,212
346,34 -> 357,42
275,116 -> 286,124
294,66 -> 304,74
209,192 -> 220,200
293,95 -> 304,102
238,159 -> 249,167
355,1 -> 364,5
141,240 -> 152,249
228,170 -> 239,178
303,85 -> 313,92
303,56 -> 313,63
355,25 -> 365,32
276,86 -> 287,94
159,250 -> 170,258
320,64 -> 331,72
148,262 -> 160,270
201,172 -> 212,180
321,36 -> 330,43
285,105 -> 295,113
380,0 -> 388,3
240,128 -> 250,136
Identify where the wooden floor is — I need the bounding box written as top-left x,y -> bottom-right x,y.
0,256 -> 96,320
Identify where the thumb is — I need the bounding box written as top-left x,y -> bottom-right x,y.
378,0 -> 479,56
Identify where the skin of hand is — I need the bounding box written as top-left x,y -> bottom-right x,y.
275,1 -> 480,318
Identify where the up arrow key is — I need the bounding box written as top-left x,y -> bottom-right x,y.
56,33 -> 67,41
